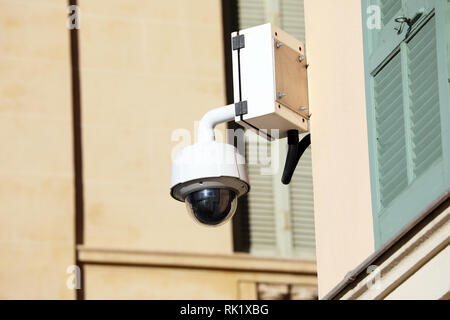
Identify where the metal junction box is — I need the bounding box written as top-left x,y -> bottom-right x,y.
232,23 -> 309,140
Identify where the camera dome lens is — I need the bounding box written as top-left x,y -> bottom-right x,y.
185,188 -> 237,226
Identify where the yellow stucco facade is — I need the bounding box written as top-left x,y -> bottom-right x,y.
0,0 -> 317,299
0,0 -> 75,299
78,0 -> 233,255
2,0 -> 447,301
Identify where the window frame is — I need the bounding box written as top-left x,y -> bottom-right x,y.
362,0 -> 450,248
237,131 -> 316,259
232,0 -> 316,259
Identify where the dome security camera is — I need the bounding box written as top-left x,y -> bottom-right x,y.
171,23 -> 311,226
170,104 -> 249,226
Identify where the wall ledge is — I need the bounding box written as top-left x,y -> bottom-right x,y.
77,246 -> 317,275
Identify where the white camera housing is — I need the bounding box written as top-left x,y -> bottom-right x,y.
170,141 -> 249,202
170,23 -> 309,226
171,105 -> 249,226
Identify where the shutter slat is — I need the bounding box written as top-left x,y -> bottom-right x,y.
408,16 -> 442,179
238,0 -> 266,29
379,153 -> 407,184
375,62 -> 402,94
411,57 -> 437,83
377,126 -> 405,154
375,76 -> 403,112
237,0 -> 314,259
280,0 -> 305,41
413,105 -> 441,137
381,0 -> 402,26
374,53 -> 409,207
238,1 -> 277,256
410,80 -> 440,117
414,116 -> 441,149
377,108 -> 404,140
290,147 -> 316,258
245,131 -> 277,255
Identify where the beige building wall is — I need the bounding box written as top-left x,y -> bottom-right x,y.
0,0 -> 318,299
304,0 -> 375,297
76,0 -> 318,299
79,248 -> 317,299
0,0 -> 75,299
84,265 -> 315,300
78,0 -> 233,254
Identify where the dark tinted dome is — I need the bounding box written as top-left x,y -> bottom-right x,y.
185,188 -> 237,226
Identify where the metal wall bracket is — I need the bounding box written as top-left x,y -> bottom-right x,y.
235,100 -> 248,116
232,34 -> 245,50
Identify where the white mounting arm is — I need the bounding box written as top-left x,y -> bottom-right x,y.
197,104 -> 236,143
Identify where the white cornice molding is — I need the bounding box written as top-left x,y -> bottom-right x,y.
340,207 -> 449,300
77,246 -> 317,275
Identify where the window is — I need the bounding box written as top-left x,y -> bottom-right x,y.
232,0 -> 316,259
362,0 -> 450,247
238,0 -> 306,40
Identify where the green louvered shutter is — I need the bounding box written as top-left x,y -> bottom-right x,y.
279,2 -> 315,259
280,0 -> 305,42
238,0 -> 266,29
362,0 -> 450,247
239,0 -> 306,43
234,0 -> 278,255
234,0 -> 315,258
246,135 -> 278,255
290,146 -> 316,259
381,0 -> 402,26
374,53 -> 408,207
408,16 -> 443,178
